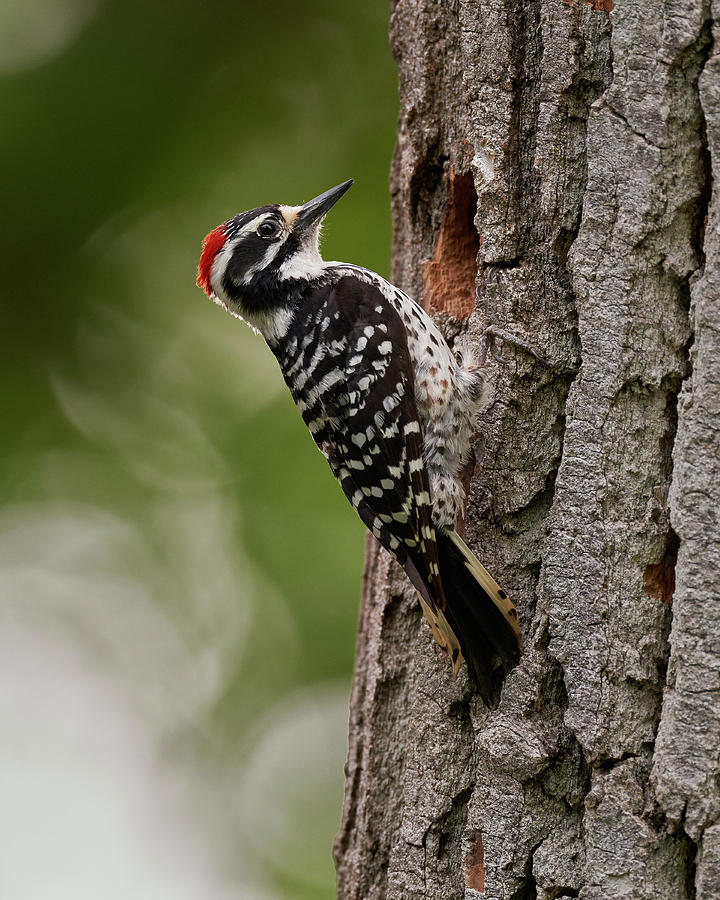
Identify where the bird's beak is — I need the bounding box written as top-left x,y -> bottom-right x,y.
294,179 -> 353,231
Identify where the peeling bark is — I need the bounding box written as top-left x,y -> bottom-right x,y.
335,1 -> 720,897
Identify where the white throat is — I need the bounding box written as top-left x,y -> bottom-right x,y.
278,241 -> 325,282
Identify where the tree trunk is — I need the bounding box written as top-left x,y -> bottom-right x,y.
334,0 -> 720,897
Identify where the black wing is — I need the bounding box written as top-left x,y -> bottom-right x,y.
280,275 -> 447,617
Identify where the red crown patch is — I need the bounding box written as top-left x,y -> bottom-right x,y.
196,225 -> 227,296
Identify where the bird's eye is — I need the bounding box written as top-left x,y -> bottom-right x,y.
258,221 -> 280,239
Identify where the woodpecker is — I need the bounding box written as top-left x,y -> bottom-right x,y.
197,180 -> 521,701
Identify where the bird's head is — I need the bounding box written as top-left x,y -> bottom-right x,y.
197,179 -> 353,338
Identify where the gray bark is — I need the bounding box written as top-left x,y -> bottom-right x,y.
334,0 -> 720,898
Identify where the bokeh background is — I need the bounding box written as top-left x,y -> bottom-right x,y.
0,2 -> 396,897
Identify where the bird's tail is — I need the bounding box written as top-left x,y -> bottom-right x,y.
434,529 -> 522,703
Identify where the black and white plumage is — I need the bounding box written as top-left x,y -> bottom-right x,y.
197,180 -> 521,701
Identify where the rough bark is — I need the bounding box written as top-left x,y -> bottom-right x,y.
334,1 -> 720,898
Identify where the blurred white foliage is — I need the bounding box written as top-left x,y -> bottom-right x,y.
0,0 -> 99,73
0,500 -> 257,727
0,621 -> 272,900
0,246 -> 346,895
239,685 -> 349,891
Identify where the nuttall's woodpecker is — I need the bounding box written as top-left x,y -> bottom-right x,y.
197,180 -> 522,701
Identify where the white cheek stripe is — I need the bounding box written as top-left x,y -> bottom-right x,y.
210,239 -> 237,292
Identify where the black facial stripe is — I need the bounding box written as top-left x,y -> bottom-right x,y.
271,232 -> 302,266
224,234 -> 269,287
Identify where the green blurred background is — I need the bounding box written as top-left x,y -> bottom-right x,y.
0,1 -> 396,897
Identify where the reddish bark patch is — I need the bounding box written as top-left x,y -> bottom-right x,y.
643,562 -> 676,606
465,830 -> 485,891
643,532 -> 678,606
562,0 -> 613,18
421,169 -> 480,320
